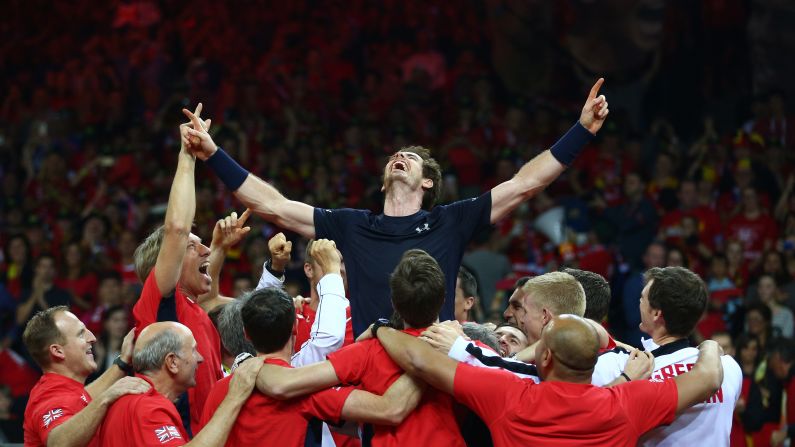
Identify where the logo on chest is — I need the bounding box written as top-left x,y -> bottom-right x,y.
415,223 -> 431,233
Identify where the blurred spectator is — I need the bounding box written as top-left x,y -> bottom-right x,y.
14,254 -> 70,327
86,305 -> 130,384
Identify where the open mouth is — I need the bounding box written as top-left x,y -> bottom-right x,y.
199,262 -> 210,275
392,161 -> 407,172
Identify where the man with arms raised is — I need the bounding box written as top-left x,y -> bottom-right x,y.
374,312 -> 725,446
98,322 -> 261,446
22,306 -> 149,446
592,266 -> 742,446
182,80 -> 609,335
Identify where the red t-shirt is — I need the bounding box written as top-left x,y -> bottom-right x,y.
99,375 -> 188,446
453,363 -> 678,447
198,358 -> 353,445
23,373 -> 96,446
133,271 -> 223,431
725,213 -> 778,261
295,302 -> 354,350
327,328 -> 466,447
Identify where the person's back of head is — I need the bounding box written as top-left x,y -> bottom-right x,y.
133,225 -> 165,282
644,266 -> 707,338
217,294 -> 257,358
562,268 -> 610,322
389,249 -> 445,328
241,287 -> 295,354
462,322 -> 499,353
537,314 -> 600,382
524,272 -> 586,317
22,305 -> 69,369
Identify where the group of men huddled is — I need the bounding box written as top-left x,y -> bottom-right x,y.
21,80 -> 746,447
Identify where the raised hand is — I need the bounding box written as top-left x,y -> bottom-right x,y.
309,239 -> 341,277
268,232 -> 293,272
181,103 -> 217,160
579,78 -> 609,135
211,209 -> 252,250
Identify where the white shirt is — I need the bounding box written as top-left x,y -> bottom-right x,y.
448,336 -> 540,382
592,338 -> 742,447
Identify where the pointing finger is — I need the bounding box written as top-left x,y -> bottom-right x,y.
239,209 -> 252,226
588,77 -> 605,101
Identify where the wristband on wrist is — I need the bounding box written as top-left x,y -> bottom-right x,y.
620,372 -> 631,382
264,259 -> 285,278
205,147 -> 250,191
549,122 -> 594,166
371,318 -> 391,339
114,355 -> 133,375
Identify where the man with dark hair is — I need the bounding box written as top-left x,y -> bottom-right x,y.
182,80 -> 609,335
22,306 -> 149,446
200,286 -> 422,446
592,266 -> 742,446
99,322 -> 262,446
251,249 -> 468,446
372,313 -> 725,446
562,268 -> 610,322
455,266 -> 478,323
494,323 -> 529,358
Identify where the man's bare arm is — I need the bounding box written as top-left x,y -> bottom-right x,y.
48,377 -> 150,447
182,109 -> 315,238
673,340 -> 723,414
376,327 -> 457,395
341,374 -> 424,426
255,361 -> 340,400
490,78 -> 609,223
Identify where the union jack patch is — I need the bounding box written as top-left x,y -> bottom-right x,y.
42,408 -> 63,428
154,425 -> 183,443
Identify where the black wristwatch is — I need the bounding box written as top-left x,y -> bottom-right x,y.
114,355 -> 133,375
371,318 -> 391,339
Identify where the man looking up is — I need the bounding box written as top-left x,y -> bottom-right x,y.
182,79 -> 609,335
98,322 -> 261,446
374,313 -> 725,446
22,307 -> 149,446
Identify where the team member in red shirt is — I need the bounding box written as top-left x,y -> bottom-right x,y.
22,306 -> 150,446
254,249 -> 467,446
98,321 -> 261,446
131,106 -> 245,433
200,283 -> 422,446
375,313 -> 725,447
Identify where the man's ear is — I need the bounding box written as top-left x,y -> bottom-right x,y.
464,296 -> 475,311
49,344 -> 65,362
421,178 -> 433,190
539,347 -> 553,368
165,352 -> 180,374
541,308 -> 552,326
303,262 -> 313,280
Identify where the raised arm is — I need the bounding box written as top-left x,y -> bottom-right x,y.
341,374 -> 425,426
255,232 -> 292,290
673,340 -> 724,414
198,209 -> 251,311
376,326 -> 458,395
490,78 -> 609,223
182,109 -> 315,238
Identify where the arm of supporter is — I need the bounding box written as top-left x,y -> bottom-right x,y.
604,350 -> 655,387
181,109 -> 315,239
514,341 -> 537,363
341,374 -> 425,426
255,232 -> 292,289
186,358 -> 261,447
376,327 -> 457,395
85,330 -> 135,398
256,360 -> 341,400
489,78 -> 608,223
446,335 -> 541,379
47,377 -> 150,447
673,340 -> 724,414
291,274 -> 347,366
198,210 -> 251,311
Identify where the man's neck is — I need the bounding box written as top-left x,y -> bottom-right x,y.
178,284 -> 197,303
258,344 -> 292,363
652,333 -> 682,347
383,185 -> 423,217
145,371 -> 185,403
45,366 -> 87,385
309,283 -> 319,311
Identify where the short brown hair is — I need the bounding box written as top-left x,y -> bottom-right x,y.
389,249 -> 445,327
644,267 -> 707,337
304,239 -> 316,265
386,146 -> 443,210
523,272 -> 586,317
22,306 -> 69,368
134,225 -> 165,282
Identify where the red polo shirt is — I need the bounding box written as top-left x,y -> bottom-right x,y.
133,271 -> 223,431
98,375 -> 188,446
327,327 -> 466,447
23,373 -> 96,447
454,363 -> 678,447
198,357 -> 353,445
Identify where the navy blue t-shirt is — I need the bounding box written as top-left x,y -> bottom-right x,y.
314,192 -> 492,335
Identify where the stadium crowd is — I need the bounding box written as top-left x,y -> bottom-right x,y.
2,0 -> 795,445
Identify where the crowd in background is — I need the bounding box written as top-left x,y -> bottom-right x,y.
0,0 -> 792,444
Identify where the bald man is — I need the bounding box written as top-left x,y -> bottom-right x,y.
373,314 -> 725,446
98,322 -> 261,446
